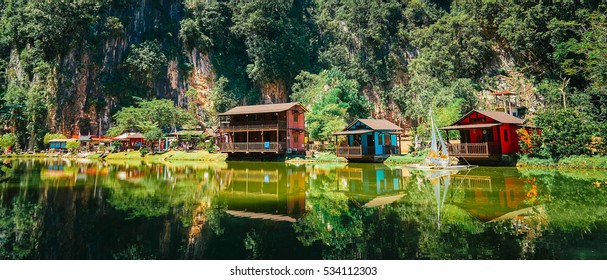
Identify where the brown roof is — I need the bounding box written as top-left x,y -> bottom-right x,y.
440,123 -> 501,130
493,90 -> 515,95
225,210 -> 297,223
451,110 -> 524,126
127,133 -> 145,139
477,110 -> 525,124
217,102 -> 307,116
350,119 -> 403,131
333,129 -> 374,135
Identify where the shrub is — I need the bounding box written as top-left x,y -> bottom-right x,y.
65,141 -> 81,152
139,148 -> 150,157
516,128 -> 542,156
534,108 -> 602,159
0,133 -> 17,151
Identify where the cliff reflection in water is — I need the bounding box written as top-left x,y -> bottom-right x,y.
1,159 -> 606,259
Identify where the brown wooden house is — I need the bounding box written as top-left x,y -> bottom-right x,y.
441,110 -> 540,162
218,102 -> 307,155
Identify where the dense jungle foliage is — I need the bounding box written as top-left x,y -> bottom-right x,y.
0,0 -> 605,159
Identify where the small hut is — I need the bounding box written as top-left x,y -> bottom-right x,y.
333,119 -> 403,162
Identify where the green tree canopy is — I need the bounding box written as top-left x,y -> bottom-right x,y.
107,99 -> 197,136
292,69 -> 371,140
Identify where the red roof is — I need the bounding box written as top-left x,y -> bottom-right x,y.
446,110 -> 525,128
493,90 -> 515,95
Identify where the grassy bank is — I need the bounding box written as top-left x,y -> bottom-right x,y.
96,150 -> 227,162
384,150 -> 428,165
1,152 -> 58,158
285,152 -> 347,163
517,155 -> 607,169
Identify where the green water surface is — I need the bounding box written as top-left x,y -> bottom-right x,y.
0,159 -> 606,260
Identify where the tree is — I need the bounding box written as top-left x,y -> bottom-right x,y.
144,127 -> 164,151
107,99 -> 197,136
291,69 -> 371,141
534,107 -> 602,159
125,41 -> 167,88
0,133 -> 16,151
43,133 -> 66,145
65,140 -> 80,152
230,0 -> 311,84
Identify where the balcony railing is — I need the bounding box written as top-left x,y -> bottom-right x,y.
336,146 -> 363,157
220,121 -> 288,132
220,142 -> 285,153
447,142 -> 500,157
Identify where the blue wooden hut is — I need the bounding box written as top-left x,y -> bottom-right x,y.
333,119 -> 403,162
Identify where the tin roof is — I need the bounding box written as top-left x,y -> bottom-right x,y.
78,135 -> 93,141
218,102 -> 307,116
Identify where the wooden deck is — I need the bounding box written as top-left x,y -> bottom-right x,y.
336,145 -> 400,158
220,142 -> 285,153
336,146 -> 365,158
447,142 -> 500,157
220,121 -> 287,132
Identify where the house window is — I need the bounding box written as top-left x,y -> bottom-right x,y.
378,134 -> 383,145
293,112 -> 298,122
503,130 -> 508,142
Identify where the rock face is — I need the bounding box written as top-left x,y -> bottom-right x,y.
5,0 -> 215,145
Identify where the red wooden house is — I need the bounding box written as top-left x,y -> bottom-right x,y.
112,132 -> 145,150
218,102 -> 307,155
440,110 -> 540,162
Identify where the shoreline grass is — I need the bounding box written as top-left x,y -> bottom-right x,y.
517,155 -> 607,169
100,150 -> 228,162
4,150 -> 606,170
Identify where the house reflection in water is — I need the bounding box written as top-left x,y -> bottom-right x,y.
452,169 -> 529,222
334,164 -> 406,207
216,163 -> 307,222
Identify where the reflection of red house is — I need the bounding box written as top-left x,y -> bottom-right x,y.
455,175 -> 528,221
441,110 -> 540,161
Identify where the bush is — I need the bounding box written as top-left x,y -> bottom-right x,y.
516,128 -> 542,156
534,108 -> 603,159
65,141 -> 81,152
110,141 -> 123,152
139,148 -> 150,157
0,133 -> 17,151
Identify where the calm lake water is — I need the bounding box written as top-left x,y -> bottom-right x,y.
1,158 -> 606,260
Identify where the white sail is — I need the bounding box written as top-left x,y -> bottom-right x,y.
425,109 -> 450,167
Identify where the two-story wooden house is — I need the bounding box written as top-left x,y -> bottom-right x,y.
218,102 -> 307,155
